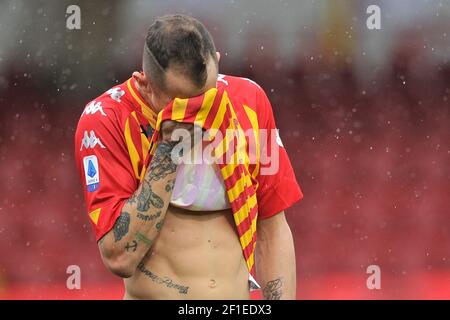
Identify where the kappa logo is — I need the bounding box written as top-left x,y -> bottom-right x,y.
217,74 -> 229,86
107,87 -> 125,102
80,130 -> 106,150
83,100 -> 106,116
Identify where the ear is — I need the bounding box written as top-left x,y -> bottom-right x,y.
216,52 -> 221,62
132,71 -> 151,91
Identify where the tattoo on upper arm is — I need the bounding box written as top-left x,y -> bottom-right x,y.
262,277 -> 283,300
113,212 -> 130,242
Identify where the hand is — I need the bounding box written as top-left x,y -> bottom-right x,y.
161,120 -> 203,154
160,120 -> 195,142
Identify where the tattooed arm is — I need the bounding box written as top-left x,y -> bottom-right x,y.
255,211 -> 296,299
98,121 -> 192,278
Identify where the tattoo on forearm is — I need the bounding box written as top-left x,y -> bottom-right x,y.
155,220 -> 164,231
120,142 -> 175,249
136,181 -> 164,211
113,212 -> 130,242
125,142 -> 176,221
135,232 -> 153,247
125,240 -> 137,252
165,179 -> 175,192
262,277 -> 283,300
137,262 -> 189,294
147,141 -> 177,182
127,192 -> 137,205
137,210 -> 161,221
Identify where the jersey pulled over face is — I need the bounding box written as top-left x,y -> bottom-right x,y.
74,74 -> 303,241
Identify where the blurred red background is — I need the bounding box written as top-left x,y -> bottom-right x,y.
0,0 -> 449,299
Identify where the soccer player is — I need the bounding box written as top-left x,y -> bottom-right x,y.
75,14 -> 303,299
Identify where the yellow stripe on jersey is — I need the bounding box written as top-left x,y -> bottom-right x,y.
124,117 -> 141,179
210,91 -> 229,130
239,214 -> 257,251
171,98 -> 188,121
233,192 -> 257,225
194,88 -> 217,127
247,250 -> 255,271
127,79 -> 157,127
227,173 -> 253,203
243,105 -> 260,181
155,110 -> 164,131
130,112 -> 150,182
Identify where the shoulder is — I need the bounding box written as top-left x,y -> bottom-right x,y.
218,74 -> 264,95
219,74 -> 269,105
218,74 -> 272,119
76,81 -> 133,134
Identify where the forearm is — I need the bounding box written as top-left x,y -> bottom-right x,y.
99,140 -> 177,276
255,212 -> 296,300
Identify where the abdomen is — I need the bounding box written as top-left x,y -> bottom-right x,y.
124,205 -> 250,299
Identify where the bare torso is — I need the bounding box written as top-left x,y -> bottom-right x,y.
123,205 -> 250,299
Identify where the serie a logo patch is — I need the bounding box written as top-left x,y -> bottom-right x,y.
83,155 -> 100,192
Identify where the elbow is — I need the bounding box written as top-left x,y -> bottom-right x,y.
102,253 -> 137,278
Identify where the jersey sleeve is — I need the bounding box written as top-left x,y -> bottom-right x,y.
74,103 -> 137,241
255,87 -> 303,219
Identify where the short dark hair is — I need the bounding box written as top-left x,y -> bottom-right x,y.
143,14 -> 217,90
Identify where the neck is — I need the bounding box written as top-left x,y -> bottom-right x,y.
133,79 -> 156,111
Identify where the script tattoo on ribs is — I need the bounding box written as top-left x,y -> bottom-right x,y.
262,277 -> 283,300
113,212 -> 130,242
137,262 -> 189,294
